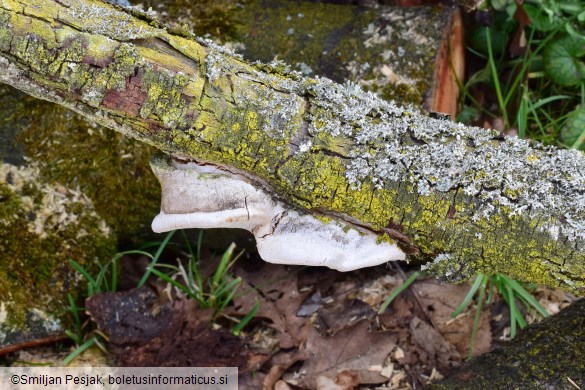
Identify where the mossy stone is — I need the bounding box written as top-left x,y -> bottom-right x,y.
0,84 -> 161,239
0,162 -> 116,346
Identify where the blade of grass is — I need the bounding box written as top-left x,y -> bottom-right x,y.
502,286 -> 516,338
92,335 -> 109,354
378,271 -> 420,314
64,330 -> 80,346
69,260 -> 97,296
67,293 -> 81,340
518,87 -> 529,138
154,263 -> 181,272
212,243 -> 236,288
213,278 -> 241,301
138,230 -> 176,288
217,279 -> 242,312
451,274 -> 485,318
176,261 -> 198,298
467,275 -> 488,360
503,27 -> 539,109
486,26 -> 510,128
232,300 -> 260,336
62,338 -> 96,366
181,229 -> 195,258
192,230 -> 205,293
504,283 -> 527,337
149,268 -> 193,298
503,276 -> 549,317
196,230 -> 204,262
531,95 -> 571,110
181,230 -> 203,295
111,256 -> 118,292
486,281 -> 496,305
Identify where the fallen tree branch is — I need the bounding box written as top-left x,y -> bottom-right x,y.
0,0 -> 584,294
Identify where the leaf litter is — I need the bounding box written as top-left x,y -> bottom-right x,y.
29,247 -> 574,389
231,259 -> 573,389
78,253 -> 498,390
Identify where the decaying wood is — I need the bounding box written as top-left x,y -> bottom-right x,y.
0,0 -> 584,294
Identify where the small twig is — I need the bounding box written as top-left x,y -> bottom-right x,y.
0,334 -> 69,356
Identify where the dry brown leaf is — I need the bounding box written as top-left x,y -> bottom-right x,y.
297,290 -> 324,317
409,317 -> 461,371
230,263 -> 310,349
414,280 -> 492,356
291,319 -> 398,388
316,370 -> 360,390
317,298 -> 375,335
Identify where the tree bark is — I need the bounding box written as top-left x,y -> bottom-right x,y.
0,0 -> 584,294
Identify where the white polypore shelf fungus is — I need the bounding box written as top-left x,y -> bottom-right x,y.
150,154 -> 406,271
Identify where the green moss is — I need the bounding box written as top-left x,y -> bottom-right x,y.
0,162 -> 115,335
231,1 -> 448,107
3,85 -> 161,237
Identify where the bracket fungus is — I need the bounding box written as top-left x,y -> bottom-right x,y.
150,154 -> 406,271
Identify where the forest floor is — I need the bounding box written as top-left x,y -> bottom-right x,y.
5,244 -> 577,389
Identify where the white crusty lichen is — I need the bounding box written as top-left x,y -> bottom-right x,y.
298,74 -> 585,248
62,1 -> 163,41
204,50 -> 227,83
232,77 -> 305,138
421,253 -> 455,276
150,155 -> 406,271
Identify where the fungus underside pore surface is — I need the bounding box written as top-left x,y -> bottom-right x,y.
0,0 -> 583,294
